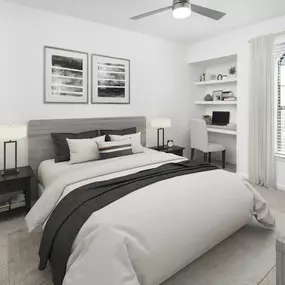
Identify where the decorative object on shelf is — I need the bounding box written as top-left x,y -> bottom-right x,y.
206,73 -> 213,81
229,65 -> 237,77
0,125 -> 27,176
222,75 -> 228,80
203,115 -> 212,125
222,91 -> 236,101
217,74 -> 223,80
151,118 -> 172,150
200,73 -> 206,82
167,140 -> 174,148
44,46 -> 88,104
210,74 -> 217,80
204,94 -> 213,101
91,54 -> 130,104
212,90 -> 223,101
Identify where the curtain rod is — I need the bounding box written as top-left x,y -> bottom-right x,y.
248,30 -> 285,43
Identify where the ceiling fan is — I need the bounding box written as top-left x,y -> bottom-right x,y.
130,0 -> 226,21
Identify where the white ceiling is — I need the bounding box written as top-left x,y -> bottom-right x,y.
7,0 -> 285,43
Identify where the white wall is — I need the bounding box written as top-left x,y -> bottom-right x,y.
187,14 -> 285,190
0,1 -> 191,168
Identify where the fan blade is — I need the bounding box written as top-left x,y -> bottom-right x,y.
191,4 -> 226,20
131,6 -> 172,20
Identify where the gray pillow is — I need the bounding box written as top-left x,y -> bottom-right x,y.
51,130 -> 100,163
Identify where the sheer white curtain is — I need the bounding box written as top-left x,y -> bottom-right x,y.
249,35 -> 276,189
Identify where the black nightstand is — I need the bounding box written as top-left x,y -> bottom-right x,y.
150,145 -> 185,156
0,166 -> 34,213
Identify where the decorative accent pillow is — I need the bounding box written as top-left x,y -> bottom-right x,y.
51,130 -> 100,163
109,132 -> 144,154
97,139 -> 133,160
99,127 -> 137,142
66,136 -> 105,165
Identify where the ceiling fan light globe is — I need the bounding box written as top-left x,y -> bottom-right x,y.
172,1 -> 191,19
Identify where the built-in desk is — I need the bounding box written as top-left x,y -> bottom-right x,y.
207,126 -> 237,136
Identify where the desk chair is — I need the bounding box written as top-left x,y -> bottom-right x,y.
190,119 -> 226,169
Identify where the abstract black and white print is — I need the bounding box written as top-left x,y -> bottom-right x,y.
97,63 -> 126,98
44,47 -> 88,103
51,55 -> 83,97
92,55 -> 130,104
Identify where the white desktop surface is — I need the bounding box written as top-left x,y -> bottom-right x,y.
207,125 -> 237,135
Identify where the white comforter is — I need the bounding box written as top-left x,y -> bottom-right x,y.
26,150 -> 275,285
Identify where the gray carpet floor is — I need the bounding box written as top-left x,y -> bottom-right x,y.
0,186 -> 285,285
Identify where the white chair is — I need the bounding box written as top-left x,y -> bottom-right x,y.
190,119 -> 226,169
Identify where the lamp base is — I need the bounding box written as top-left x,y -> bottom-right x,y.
1,168 -> 19,176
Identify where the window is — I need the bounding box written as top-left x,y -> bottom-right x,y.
276,44 -> 285,156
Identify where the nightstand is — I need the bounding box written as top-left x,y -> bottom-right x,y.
150,145 -> 185,156
0,166 -> 34,213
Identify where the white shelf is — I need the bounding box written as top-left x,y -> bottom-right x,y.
207,127 -> 237,136
195,101 -> 237,105
195,78 -> 237,86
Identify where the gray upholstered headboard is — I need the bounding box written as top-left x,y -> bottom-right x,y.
28,116 -> 146,174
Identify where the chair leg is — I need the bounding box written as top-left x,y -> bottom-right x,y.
222,150 -> 226,169
204,153 -> 208,163
191,148 -> 195,160
208,153 -> 212,163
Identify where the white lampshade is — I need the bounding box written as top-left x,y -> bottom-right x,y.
151,118 -> 172,128
0,125 -> 27,141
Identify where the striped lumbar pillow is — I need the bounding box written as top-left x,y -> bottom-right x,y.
98,138 -> 133,160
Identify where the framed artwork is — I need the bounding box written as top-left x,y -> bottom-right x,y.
44,46 -> 88,104
222,91 -> 236,101
91,54 -> 130,104
212,90 -> 223,101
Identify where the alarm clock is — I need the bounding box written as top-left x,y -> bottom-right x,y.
167,140 -> 174,148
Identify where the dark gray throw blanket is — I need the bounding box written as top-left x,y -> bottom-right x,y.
38,160 -> 217,285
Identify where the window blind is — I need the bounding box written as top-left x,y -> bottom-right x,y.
275,43 -> 285,156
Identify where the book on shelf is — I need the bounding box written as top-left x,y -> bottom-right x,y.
0,201 -> 10,213
223,98 -> 237,101
0,193 -> 25,212
10,193 -> 25,209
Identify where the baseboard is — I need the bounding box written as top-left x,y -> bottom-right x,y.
276,183 -> 285,191
236,172 -> 249,180
237,172 -> 285,192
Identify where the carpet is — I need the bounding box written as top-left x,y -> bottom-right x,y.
7,212 -> 285,285
8,229 -> 52,285
259,269 -> 276,285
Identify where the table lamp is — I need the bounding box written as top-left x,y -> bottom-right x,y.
0,125 -> 27,176
151,118 -> 171,150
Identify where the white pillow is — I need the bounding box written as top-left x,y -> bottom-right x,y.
110,132 -> 144,154
66,136 -> 105,164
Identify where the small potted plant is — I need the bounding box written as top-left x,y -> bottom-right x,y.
229,65 -> 236,77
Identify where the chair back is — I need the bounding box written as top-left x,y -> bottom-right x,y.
190,119 -> 209,153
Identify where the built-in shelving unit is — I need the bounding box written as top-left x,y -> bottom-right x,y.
189,54 -> 238,166
194,101 -> 237,105
194,77 -> 237,86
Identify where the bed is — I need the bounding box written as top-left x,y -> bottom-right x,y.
25,116 -> 275,285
